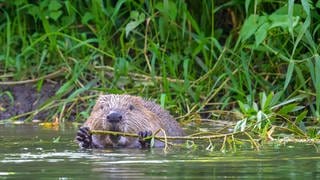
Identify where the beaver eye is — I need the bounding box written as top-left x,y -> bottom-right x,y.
129,104 -> 134,111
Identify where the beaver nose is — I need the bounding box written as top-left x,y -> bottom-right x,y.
106,112 -> 122,123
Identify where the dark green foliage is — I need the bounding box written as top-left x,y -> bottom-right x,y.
0,0 -> 320,137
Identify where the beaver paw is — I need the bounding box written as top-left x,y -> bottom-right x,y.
138,130 -> 153,148
76,126 -> 93,149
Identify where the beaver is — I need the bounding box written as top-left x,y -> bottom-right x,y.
76,94 -> 184,148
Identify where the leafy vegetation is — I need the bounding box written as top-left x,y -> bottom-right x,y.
1,0 -> 320,146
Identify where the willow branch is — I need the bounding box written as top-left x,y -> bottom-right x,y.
90,130 -> 244,141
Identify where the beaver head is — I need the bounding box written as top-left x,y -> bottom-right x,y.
85,94 -> 163,147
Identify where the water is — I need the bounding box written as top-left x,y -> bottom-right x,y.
1,124 -> 320,179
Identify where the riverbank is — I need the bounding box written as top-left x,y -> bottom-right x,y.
0,82 -> 61,121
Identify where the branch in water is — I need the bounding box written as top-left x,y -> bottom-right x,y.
90,130 -> 243,141
90,129 -> 261,151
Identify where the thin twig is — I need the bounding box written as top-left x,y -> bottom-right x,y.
143,17 -> 152,73
244,131 -> 260,151
94,65 -> 186,83
0,68 -> 67,85
90,129 -> 244,141
220,135 -> 227,151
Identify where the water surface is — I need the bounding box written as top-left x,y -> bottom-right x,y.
1,124 -> 320,179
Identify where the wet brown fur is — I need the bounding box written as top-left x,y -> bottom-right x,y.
83,94 -> 184,148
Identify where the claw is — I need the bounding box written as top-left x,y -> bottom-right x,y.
76,126 -> 92,149
138,130 -> 153,148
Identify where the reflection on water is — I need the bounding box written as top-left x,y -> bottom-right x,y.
1,124 -> 320,179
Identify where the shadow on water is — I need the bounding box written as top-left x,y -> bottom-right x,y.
1,124 -> 320,179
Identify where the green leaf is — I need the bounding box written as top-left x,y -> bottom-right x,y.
114,57 -> 129,75
294,66 -> 307,90
252,102 -> 258,112
274,4 -> 306,18
67,81 -> 95,100
125,21 -> 141,38
239,15 -> 259,42
49,10 -> 62,21
255,23 -> 269,46
307,58 -> 315,86
256,111 -> 268,130
269,14 -> 290,29
166,2 -> 177,20
245,0 -> 251,15
278,103 -> 296,115
270,91 -> 283,107
260,92 -> 267,110
49,0 -> 62,11
160,94 -> 166,108
36,79 -> 44,93
271,95 -> 305,110
130,11 -> 139,20
56,80 -> 74,96
183,58 -> 190,90
27,5 -> 40,18
111,0 -> 127,23
257,111 -> 263,125
317,0 -> 320,8
316,55 -> 320,115
292,0 -> 311,56
296,110 -> 308,123
53,136 -> 61,143
125,11 -> 145,38
264,92 -> 274,111
288,0 -> 294,39
64,0 -> 72,14
155,1 -> 177,20
234,119 -> 247,132
301,0 -> 311,16
238,101 -> 247,113
240,119 -> 247,131
284,61 -> 294,90
82,12 -> 94,24
185,11 -> 200,34
278,103 -> 304,115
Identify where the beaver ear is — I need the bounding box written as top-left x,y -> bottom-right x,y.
129,104 -> 135,111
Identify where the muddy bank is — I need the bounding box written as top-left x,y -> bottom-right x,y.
0,82 -> 61,120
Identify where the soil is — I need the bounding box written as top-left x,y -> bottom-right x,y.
0,82 -> 61,120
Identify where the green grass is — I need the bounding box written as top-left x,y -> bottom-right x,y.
1,0 -> 320,141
